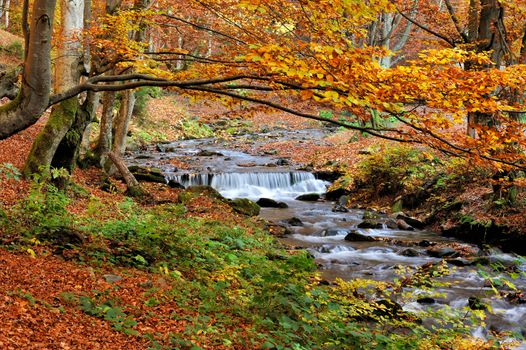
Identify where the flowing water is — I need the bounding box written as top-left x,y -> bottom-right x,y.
129,129 -> 526,346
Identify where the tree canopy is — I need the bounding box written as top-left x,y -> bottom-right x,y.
0,0 -> 525,173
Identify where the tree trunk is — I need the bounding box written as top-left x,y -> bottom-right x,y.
106,151 -> 145,197
94,90 -> 115,162
4,0 -> 10,28
112,90 -> 135,157
78,91 -> 99,160
466,0 -> 501,138
24,0 -> 84,176
0,0 -> 56,140
51,91 -> 96,172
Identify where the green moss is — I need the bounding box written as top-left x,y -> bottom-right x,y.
23,98 -> 79,177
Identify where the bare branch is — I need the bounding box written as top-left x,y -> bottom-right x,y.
162,14 -> 247,45
396,6 -> 456,47
444,0 -> 469,43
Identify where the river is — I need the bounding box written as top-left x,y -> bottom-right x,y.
127,128 -> 526,347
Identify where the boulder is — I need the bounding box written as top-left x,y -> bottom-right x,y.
362,209 -> 380,220
357,220 -> 383,229
179,185 -> 224,203
276,158 -> 290,166
427,247 -> 460,258
468,296 -> 487,311
295,193 -> 320,201
323,228 -> 349,237
229,198 -> 260,216
285,217 -> 304,226
399,248 -> 421,257
338,195 -> 350,207
134,154 -> 153,160
344,230 -> 377,242
385,219 -> 398,229
325,188 -> 350,201
418,240 -> 433,247
396,214 -> 425,229
396,219 -> 414,231
167,180 -> 184,189
446,258 -> 473,267
313,170 -> 343,182
416,297 -> 436,304
257,198 -> 288,208
332,202 -> 349,213
196,150 -> 223,157
265,223 -> 291,237
103,274 -> 123,283
128,165 -> 166,184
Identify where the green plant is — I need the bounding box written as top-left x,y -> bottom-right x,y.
178,118 -> 213,139
1,40 -> 24,59
356,145 -> 438,197
79,294 -> 138,334
133,87 -> 164,123
0,163 -> 21,181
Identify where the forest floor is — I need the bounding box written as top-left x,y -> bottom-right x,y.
0,32 -> 525,346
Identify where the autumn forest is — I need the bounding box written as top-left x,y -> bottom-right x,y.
0,0 -> 526,348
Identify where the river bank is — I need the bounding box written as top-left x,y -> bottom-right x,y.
1,113 -> 525,348
124,126 -> 526,345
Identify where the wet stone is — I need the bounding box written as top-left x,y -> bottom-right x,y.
396,219 -> 414,231
399,248 -> 421,257
285,217 -> 303,226
418,240 -> 433,247
427,247 -> 460,258
295,193 -> 320,201
357,220 -> 383,229
344,230 -> 377,242
257,198 -> 288,208
468,296 -> 487,311
446,258 -> 473,267
385,219 -> 398,229
396,214 -> 425,229
322,228 -> 348,237
417,297 -> 436,304
196,150 -> 223,157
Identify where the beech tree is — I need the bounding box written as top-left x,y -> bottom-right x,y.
0,0 -> 524,177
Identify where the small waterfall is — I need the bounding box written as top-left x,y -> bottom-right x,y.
167,172 -> 329,200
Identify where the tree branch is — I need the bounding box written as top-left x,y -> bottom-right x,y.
396,6 -> 456,47
444,0 -> 469,43
162,14 -> 247,45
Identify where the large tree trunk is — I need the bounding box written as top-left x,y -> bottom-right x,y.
94,90 -> 116,162
466,0 -> 501,138
112,90 -> 135,157
0,0 -> 56,140
51,91 -> 96,172
24,0 -> 84,176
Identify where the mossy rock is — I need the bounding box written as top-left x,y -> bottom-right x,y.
128,166 -> 165,184
178,185 -> 225,203
229,198 -> 260,216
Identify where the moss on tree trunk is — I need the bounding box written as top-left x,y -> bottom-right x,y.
23,97 -> 78,177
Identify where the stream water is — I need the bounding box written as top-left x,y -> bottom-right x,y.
128,129 -> 526,346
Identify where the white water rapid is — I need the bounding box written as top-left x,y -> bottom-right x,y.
166,171 -> 329,200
